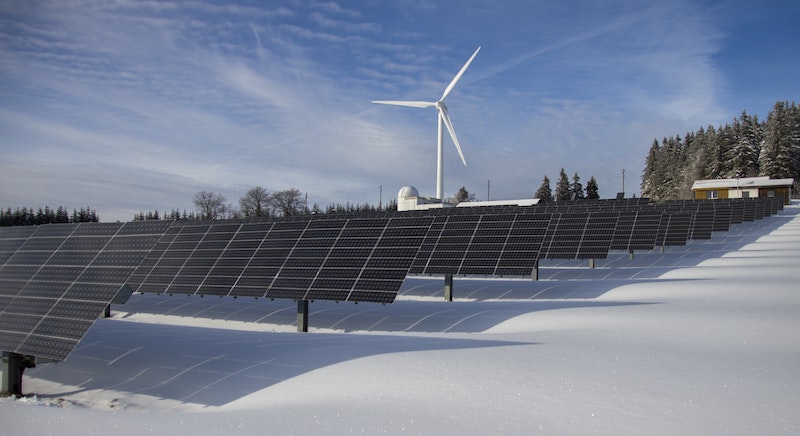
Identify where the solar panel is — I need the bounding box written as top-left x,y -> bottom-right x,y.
460,215 -> 514,275
540,212 -> 617,260
710,201 -> 731,232
727,200 -> 745,225
689,203 -> 715,239
610,210 -> 637,251
768,196 -> 783,214
0,226 -> 37,268
632,210 -> 664,250
655,212 -> 692,247
494,214 -> 550,276
408,213 -> 550,277
577,212 -> 619,259
541,213 -> 589,259
130,216 -> 432,304
742,200 -> 756,221
318,216 -> 430,303
754,198 -> 767,220
0,220 -> 171,362
610,209 -> 662,252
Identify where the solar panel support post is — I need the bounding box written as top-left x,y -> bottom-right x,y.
1,352 -> 35,397
444,274 -> 453,302
629,248 -> 635,260
103,304 -> 111,318
297,300 -> 309,333
589,259 -> 596,269
532,259 -> 539,281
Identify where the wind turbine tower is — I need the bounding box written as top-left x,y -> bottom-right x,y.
373,47 -> 480,201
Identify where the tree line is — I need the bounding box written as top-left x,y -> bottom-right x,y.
0,206 -> 99,226
534,169 -> 600,202
134,187 -> 400,221
444,171 -> 600,206
641,100 -> 800,202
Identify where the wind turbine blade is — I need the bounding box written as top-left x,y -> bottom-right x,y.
372,100 -> 436,108
439,106 -> 467,166
440,46 -> 481,101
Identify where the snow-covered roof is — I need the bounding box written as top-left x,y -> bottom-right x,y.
456,198 -> 539,207
691,176 -> 794,190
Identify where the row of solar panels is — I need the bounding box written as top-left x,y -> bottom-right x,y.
0,197 -> 783,361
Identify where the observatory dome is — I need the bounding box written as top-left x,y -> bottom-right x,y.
398,185 -> 420,199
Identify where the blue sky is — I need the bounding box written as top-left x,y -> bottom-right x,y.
1,0 -> 798,221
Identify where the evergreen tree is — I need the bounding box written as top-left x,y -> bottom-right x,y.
690,126 -> 715,182
641,139 -> 661,200
586,176 -> 599,200
662,135 -> 685,200
555,168 -> 571,201
1,205 -> 97,226
707,126 -> 731,179
449,186 -> 476,204
570,172 -> 585,200
727,110 -> 762,178
55,206 -> 69,223
534,175 -> 553,203
760,101 -> 799,180
676,131 -> 698,198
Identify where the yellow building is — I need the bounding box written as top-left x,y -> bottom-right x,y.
691,176 -> 794,205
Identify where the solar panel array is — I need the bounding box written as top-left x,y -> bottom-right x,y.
409,213 -> 550,276
610,210 -> 662,251
539,212 -> 619,260
0,195 -> 786,364
0,220 -> 171,361
128,216 -> 432,304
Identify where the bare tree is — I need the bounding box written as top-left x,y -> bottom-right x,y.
239,186 -> 272,218
192,191 -> 228,220
271,188 -> 304,217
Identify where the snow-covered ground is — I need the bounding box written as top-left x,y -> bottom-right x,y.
2,204 -> 799,434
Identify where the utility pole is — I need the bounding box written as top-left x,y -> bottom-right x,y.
379,185 -> 383,210
487,180 -> 491,202
622,169 -> 625,196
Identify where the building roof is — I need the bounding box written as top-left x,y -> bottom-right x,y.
456,198 -> 540,207
691,176 -> 795,190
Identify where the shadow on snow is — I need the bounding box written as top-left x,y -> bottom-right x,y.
27,320 -> 530,407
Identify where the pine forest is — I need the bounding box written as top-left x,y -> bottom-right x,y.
641,100 -> 800,202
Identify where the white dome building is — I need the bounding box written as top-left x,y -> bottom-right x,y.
397,185 -> 420,199
397,185 -> 449,211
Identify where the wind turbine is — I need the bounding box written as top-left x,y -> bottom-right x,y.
373,47 -> 480,201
